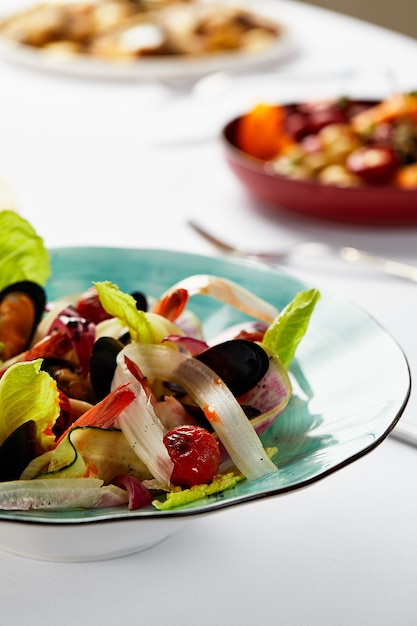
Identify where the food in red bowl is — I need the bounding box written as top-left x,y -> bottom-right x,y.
222,93 -> 417,225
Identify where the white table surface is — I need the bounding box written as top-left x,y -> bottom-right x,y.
1,1 -> 417,624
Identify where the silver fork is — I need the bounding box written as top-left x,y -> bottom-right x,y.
188,220 -> 417,283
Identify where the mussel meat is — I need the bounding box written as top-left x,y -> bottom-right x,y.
41,357 -> 96,404
0,281 -> 46,361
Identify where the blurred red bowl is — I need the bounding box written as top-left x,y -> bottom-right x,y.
222,116 -> 417,226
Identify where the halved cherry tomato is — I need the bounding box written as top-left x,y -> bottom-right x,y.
346,146 -> 398,183
164,425 -> 220,488
76,287 -> 112,325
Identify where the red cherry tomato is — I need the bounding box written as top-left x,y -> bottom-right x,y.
163,425 -> 220,488
307,108 -> 347,134
286,103 -> 348,140
75,287 -> 112,325
285,112 -> 311,141
346,146 -> 398,183
296,101 -> 347,131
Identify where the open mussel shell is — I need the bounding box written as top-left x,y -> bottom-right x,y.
196,340 -> 291,435
238,349 -> 292,435
90,336 -> 124,401
0,420 -> 38,481
195,339 -> 270,397
0,281 -> 47,360
130,291 -> 148,312
41,357 -> 96,404
0,281 -> 46,327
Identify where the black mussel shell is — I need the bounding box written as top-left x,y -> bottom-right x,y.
90,336 -> 124,401
118,331 -> 132,345
162,380 -> 188,399
195,339 -> 269,397
131,291 -> 147,312
41,357 -> 72,381
0,420 -> 38,481
0,280 -> 46,327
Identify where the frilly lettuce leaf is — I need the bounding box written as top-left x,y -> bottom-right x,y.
152,472 -> 244,510
0,359 -> 60,450
94,281 -> 184,344
262,288 -> 321,369
0,210 -> 50,293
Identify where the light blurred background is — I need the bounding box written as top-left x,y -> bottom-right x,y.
299,0 -> 417,39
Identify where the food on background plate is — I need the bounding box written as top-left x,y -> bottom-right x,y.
0,0 -> 283,61
236,93 -> 417,188
0,210 -> 319,512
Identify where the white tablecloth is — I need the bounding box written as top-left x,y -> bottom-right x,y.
1,2 -> 417,623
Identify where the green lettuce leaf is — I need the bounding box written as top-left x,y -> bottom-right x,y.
0,210 -> 51,293
262,289 -> 321,369
0,359 -> 60,450
95,281 -> 153,343
94,281 -> 184,344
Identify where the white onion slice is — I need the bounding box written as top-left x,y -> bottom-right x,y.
155,275 -> 279,323
112,356 -> 174,487
119,343 -> 278,481
0,478 -> 128,510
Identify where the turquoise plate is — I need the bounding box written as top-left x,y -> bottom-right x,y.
0,248 -> 411,561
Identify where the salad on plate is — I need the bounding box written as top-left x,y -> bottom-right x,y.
0,210 -> 319,512
236,92 -> 417,188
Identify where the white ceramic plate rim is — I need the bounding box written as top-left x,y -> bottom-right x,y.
0,0 -> 295,80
